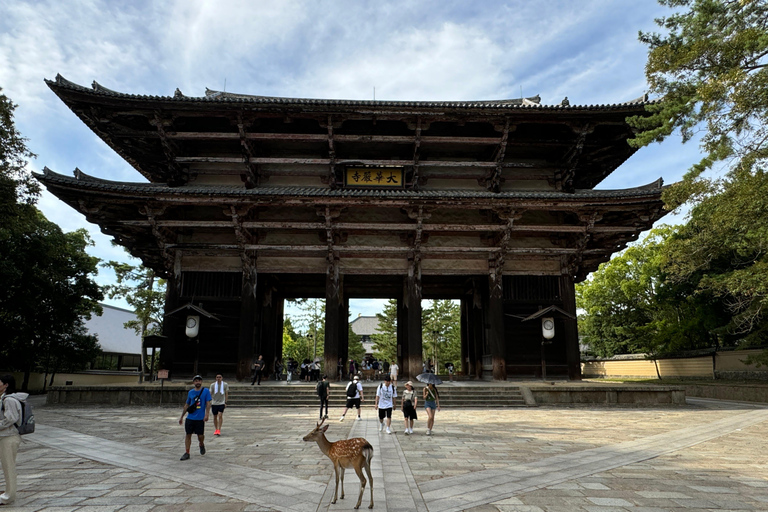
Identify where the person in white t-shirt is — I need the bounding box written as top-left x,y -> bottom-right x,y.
374,376 -> 398,434
209,373 -> 228,437
389,362 -> 399,388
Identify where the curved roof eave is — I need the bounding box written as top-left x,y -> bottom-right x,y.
46,74 -> 658,113
35,167 -> 668,202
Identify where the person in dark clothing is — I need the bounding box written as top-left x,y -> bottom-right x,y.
251,355 -> 265,385
316,374 -> 331,420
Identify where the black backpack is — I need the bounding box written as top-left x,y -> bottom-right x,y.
316,381 -> 327,398
2,396 -> 34,436
346,381 -> 358,398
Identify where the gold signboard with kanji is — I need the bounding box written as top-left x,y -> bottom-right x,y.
344,167 -> 404,188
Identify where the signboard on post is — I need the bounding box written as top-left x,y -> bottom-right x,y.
157,369 -> 169,404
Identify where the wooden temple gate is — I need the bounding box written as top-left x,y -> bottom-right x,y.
37,76 -> 668,381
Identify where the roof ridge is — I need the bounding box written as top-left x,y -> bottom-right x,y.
46,75 -> 659,109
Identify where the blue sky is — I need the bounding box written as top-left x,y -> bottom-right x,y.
1,1 -> 704,318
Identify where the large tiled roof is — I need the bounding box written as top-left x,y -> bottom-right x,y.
47,74 -> 655,111
36,168 -> 665,200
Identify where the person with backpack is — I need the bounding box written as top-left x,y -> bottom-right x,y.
316,375 -> 331,420
374,375 -> 397,434
338,375 -> 364,422
0,374 -> 28,505
178,375 -> 212,460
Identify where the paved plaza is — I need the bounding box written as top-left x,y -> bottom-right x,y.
2,390 -> 768,511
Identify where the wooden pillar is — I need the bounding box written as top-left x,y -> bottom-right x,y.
404,269 -> 423,380
324,264 -> 343,382
160,272 -> 181,380
460,298 -> 469,377
237,268 -> 257,381
489,267 -> 507,381
560,275 -> 582,380
396,295 -> 407,376
256,279 -> 280,377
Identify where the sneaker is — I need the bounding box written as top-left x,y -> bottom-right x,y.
323,415 -> 329,420
339,415 -> 345,422
214,429 -> 221,436
378,422 -> 384,432
386,427 -> 391,434
404,429 -> 410,435
356,416 -> 362,421
426,429 -> 432,436
200,444 -> 206,455
180,453 -> 190,460
0,493 -> 13,505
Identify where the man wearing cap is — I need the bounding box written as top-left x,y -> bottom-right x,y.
339,375 -> 364,422
178,375 -> 212,460
374,375 -> 397,434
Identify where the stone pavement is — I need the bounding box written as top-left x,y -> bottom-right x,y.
2,394 -> 768,511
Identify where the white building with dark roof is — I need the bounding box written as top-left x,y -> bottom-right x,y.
350,315 -> 381,355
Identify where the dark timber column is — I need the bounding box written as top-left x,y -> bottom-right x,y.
404,260 -> 423,379
256,279 -> 279,376
324,259 -> 343,382
397,296 -> 407,375
488,264 -> 506,381
560,274 -> 582,380
470,278 -> 485,379
160,270 -> 181,380
460,298 -> 469,377
237,266 -> 257,381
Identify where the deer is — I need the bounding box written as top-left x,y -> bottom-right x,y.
303,417 -> 374,509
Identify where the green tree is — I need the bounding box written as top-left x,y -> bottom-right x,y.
422,300 -> 461,375
0,88 -> 103,390
371,299 -> 398,363
347,322 -> 366,364
102,260 -> 166,382
628,0 -> 768,364
577,226 -> 727,362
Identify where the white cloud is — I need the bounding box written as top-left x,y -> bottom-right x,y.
1,0 -> 702,316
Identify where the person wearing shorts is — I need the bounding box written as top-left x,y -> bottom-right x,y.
375,376 -> 397,434
423,383 -> 440,436
179,375 -> 212,460
389,362 -> 399,388
401,380 -> 418,435
339,375 -> 364,421
209,373 -> 228,436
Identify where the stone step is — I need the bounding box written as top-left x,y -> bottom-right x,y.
226,385 -> 529,408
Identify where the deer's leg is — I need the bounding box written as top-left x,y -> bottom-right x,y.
353,462 -> 366,509
339,466 -> 345,499
331,463 -> 340,504
364,458 -> 374,509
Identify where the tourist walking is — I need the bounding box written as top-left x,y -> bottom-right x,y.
274,357 -> 283,380
0,375 -> 26,505
374,376 -> 397,434
339,375 -> 364,421
348,358 -> 357,379
179,375 -> 212,460
251,355 -> 265,385
209,373 -> 228,437
423,382 -> 440,435
389,361 -> 399,387
446,362 -> 455,381
316,374 -> 331,420
286,358 -> 297,384
401,380 -> 418,435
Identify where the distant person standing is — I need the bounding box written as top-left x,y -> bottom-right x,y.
401,380 -> 418,435
316,374 -> 331,420
179,375 -> 212,460
286,358 -> 297,384
251,355 -> 265,385
374,376 -> 397,434
389,361 -> 399,388
446,362 -> 455,381
274,357 -> 283,381
339,375 -> 364,421
423,382 -> 441,436
337,357 -> 344,381
0,375 -> 26,506
209,373 -> 228,437
348,358 -> 357,380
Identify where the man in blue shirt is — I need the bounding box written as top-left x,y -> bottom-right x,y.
178,375 -> 212,460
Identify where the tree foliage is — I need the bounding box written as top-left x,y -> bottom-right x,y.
371,299 -> 398,363
625,0 -> 768,364
577,227 -> 728,359
422,300 -> 461,374
102,260 -> 166,380
0,88 -> 103,389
